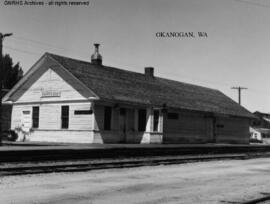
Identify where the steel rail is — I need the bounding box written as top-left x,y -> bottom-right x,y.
0,154 -> 249,176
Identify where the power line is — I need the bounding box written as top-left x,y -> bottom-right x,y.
12,35 -> 90,56
232,0 -> 270,9
9,36 -> 147,71
3,45 -> 42,56
248,88 -> 270,95
12,36 -> 73,52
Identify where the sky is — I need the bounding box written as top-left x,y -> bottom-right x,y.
1,0 -> 270,113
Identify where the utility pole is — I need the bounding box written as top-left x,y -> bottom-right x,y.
0,33 -> 13,146
231,86 -> 247,105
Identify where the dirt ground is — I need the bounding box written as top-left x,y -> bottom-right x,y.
1,158 -> 270,204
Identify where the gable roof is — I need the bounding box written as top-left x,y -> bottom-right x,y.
46,53 -> 254,119
254,111 -> 270,118
253,128 -> 270,135
2,53 -> 98,103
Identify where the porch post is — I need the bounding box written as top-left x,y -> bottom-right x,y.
145,107 -> 153,133
142,107 -> 163,144
91,102 -> 97,143
140,107 -> 152,143
159,110 -> 164,140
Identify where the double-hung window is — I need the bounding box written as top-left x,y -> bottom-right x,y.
32,106 -> 39,128
61,106 -> 69,129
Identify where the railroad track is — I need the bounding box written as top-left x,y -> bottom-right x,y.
223,193 -> 270,204
0,153 -> 265,176
242,193 -> 270,204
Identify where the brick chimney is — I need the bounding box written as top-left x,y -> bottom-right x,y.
91,43 -> 102,65
145,67 -> 154,78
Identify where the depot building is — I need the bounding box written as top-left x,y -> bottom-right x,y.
3,44 -> 255,144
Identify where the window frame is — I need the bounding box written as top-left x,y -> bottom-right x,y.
32,106 -> 39,128
61,106 -> 69,129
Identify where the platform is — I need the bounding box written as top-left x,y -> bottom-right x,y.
1,141 -> 270,163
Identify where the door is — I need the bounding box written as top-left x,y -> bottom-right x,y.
119,108 -> 127,143
22,110 -> 31,129
207,117 -> 215,143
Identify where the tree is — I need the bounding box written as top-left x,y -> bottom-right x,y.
1,54 -> 23,143
2,54 -> 23,90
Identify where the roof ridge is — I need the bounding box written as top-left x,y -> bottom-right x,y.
46,52 -> 144,76
46,52 -> 220,92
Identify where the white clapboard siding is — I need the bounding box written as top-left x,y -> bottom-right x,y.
11,103 -> 93,131
38,104 -> 60,129
29,130 -> 94,143
11,105 -> 32,129
17,68 -> 86,102
215,117 -> 249,143
69,103 -> 93,130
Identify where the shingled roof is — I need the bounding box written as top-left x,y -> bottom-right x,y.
48,53 -> 254,119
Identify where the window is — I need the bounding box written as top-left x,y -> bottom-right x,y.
61,106 -> 69,129
104,106 -> 112,130
32,106 -> 39,128
153,110 -> 160,132
138,109 -> 146,131
167,112 -> 179,120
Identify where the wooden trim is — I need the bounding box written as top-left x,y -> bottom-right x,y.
13,99 -> 92,105
47,55 -> 100,99
92,102 -> 96,131
31,129 -> 92,132
3,54 -> 100,103
30,129 -> 159,133
2,54 -> 47,102
97,99 -> 151,109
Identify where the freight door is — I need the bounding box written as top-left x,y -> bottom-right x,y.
119,108 -> 127,143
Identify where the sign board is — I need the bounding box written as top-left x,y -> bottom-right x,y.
41,90 -> 61,98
